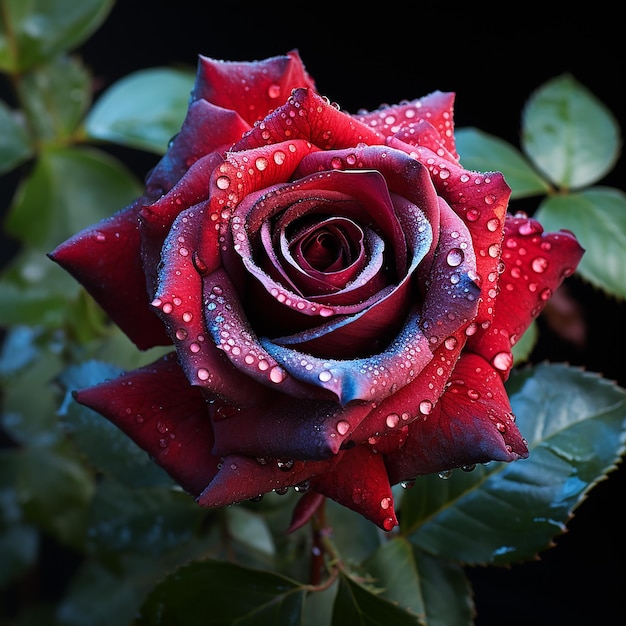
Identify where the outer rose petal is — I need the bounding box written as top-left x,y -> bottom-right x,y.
73,353 -> 219,496
48,200 -> 170,350
192,50 -> 316,126
310,445 -> 398,531
385,353 -> 528,484
197,454 -> 343,507
355,91 -> 459,158
467,214 -> 585,379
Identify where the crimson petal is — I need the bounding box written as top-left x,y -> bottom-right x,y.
310,445 -> 398,531
467,214 -> 585,379
197,454 -> 342,507
385,353 -> 528,484
355,91 -> 458,157
48,200 -> 170,350
192,50 -> 316,126
73,353 -> 219,496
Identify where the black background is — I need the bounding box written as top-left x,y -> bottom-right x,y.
4,2 -> 626,624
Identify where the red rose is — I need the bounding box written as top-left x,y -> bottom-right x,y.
49,51 -> 584,531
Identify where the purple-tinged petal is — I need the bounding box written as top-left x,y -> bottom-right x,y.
211,397 -> 373,460
197,454 -> 342,507
73,353 -> 219,496
385,353 -> 528,484
152,205 -> 271,407
310,445 -> 398,531
263,307 -> 432,405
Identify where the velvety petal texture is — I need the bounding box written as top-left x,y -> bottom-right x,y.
52,51 -> 584,531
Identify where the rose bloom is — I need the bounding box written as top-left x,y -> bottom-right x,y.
50,51 -> 584,531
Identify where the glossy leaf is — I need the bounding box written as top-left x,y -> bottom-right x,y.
0,100 -> 33,174
400,364 -> 626,565
511,319 -> 538,365
0,336 -> 64,447
0,0 -> 114,72
138,560 -> 306,625
332,570 -> 422,626
456,127 -> 550,199
57,361 -> 174,488
224,506 -> 276,558
19,55 -> 92,142
85,67 -> 196,153
361,537 -> 425,619
87,477 -> 207,556
15,447 -> 95,550
4,145 -> 143,250
534,187 -> 626,299
521,74 -> 621,189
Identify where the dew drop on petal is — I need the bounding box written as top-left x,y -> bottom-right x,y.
419,400 -> 432,415
438,470 -> 452,480
492,351 -> 513,372
531,257 -> 548,273
446,248 -> 464,267
336,420 -> 350,435
269,365 -> 286,383
319,370 -> 333,382
380,497 -> 392,510
386,413 -> 400,428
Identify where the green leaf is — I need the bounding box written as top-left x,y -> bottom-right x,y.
511,319 -> 538,365
361,537 -> 426,620
18,54 -> 92,142
332,570 -> 421,626
414,550 -> 474,626
0,335 -> 64,447
0,524 -> 39,586
138,560 -> 306,625
0,0 -> 115,72
0,99 -> 33,174
455,128 -> 550,199
85,67 -> 196,154
15,447 -> 95,550
521,74 -> 621,189
225,506 -> 276,559
534,187 -> 626,299
87,477 -> 207,556
4,145 -> 142,250
401,364 -> 626,565
57,360 -> 174,488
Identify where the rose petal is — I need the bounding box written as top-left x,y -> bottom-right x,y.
48,200 -> 170,350
73,353 -> 219,496
385,352 -> 528,484
393,119 -> 459,163
310,445 -> 398,531
350,327 -> 467,443
467,214 -> 585,379
152,205 -> 272,407
355,91 -> 458,158
263,307 -> 432,405
192,50 -> 316,126
234,88 -> 383,152
286,491 -> 326,533
210,396 -> 373,460
197,454 -> 342,507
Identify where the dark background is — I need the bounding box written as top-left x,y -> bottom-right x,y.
4,2 -> 626,624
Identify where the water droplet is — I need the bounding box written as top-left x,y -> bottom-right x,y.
197,368 -> 210,380
438,470 -> 452,480
419,400 -> 432,415
336,420 -> 350,435
318,370 -> 333,382
216,175 -> 230,190
382,517 -> 396,531
461,464 -> 476,472
380,497 -> 392,510
269,365 -> 286,383
444,336 -> 458,350
446,248 -> 464,267
277,459 -> 294,471
531,257 -> 548,273
492,351 -> 513,372
386,413 -> 400,428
